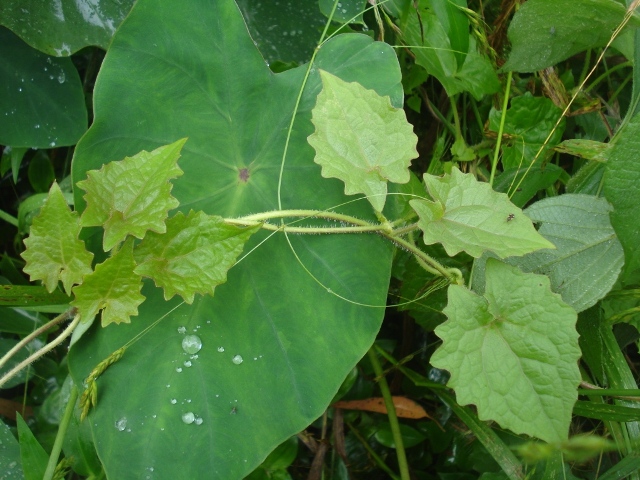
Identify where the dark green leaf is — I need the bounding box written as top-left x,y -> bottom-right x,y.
0,0 -> 134,55
502,0 -> 640,72
374,422 -> 426,448
603,112 -> 640,279
319,0 -> 367,24
0,419 -> 24,479
493,164 -> 564,208
0,285 -> 70,308
0,27 -> 87,148
16,414 -> 48,480
0,338 -> 36,389
573,401 -> 640,422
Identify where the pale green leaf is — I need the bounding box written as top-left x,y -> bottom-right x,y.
431,259 -> 580,443
410,167 -> 554,258
307,70 -> 418,212
603,112 -> 640,279
77,139 -> 186,251
71,238 -> 144,326
133,211 -> 260,304
510,194 -> 624,313
21,182 -> 93,294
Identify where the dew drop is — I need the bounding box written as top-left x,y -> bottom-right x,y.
217,346 -> 225,352
170,399 -> 177,405
177,326 -> 186,334
182,335 -> 202,354
232,355 -> 243,365
195,417 -> 203,425
182,412 -> 195,424
176,367 -> 183,373
184,360 -> 192,367
115,417 -> 127,431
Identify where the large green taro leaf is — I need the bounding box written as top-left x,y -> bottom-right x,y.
68,1 -> 400,478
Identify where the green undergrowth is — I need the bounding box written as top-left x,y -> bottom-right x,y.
1,0 -> 640,479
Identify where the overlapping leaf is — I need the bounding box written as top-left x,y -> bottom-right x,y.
603,111 -> 640,279
410,167 -> 554,258
71,239 -> 144,326
134,211 -> 261,304
509,194 -> 624,313
21,182 -> 93,295
403,0 -> 500,100
77,139 -> 186,251
308,70 -> 417,212
502,0 -> 640,72
488,93 -> 565,170
431,259 -> 580,443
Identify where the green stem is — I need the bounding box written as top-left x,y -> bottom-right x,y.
0,308 -> 75,371
0,208 -> 19,227
490,70 -> 512,187
231,209 -> 374,227
43,385 -> 78,480
391,223 -> 420,237
367,347 -> 410,480
0,313 -> 80,388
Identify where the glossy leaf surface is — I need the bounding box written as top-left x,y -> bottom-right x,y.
0,27 -> 86,148
134,211 -> 260,304
0,419 -> 23,479
78,139 -> 185,252
308,70 -> 417,212
21,182 -> 93,295
71,239 -> 144,326
432,259 -> 580,443
67,0 -> 400,478
0,0 -> 134,56
410,167 -> 554,258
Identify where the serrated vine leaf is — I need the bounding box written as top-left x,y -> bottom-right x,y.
21,182 -> 93,295
71,239 -> 144,326
432,259 -> 580,443
133,211 -> 260,304
77,139 -> 186,251
308,70 -> 418,212
410,167 -> 554,258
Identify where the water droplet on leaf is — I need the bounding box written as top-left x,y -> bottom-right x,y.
182,335 -> 202,354
182,412 -> 195,424
232,355 -> 243,365
115,417 -> 127,431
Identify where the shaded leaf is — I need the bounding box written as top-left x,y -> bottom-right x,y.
134,211 -> 260,304
319,0 -> 367,24
603,112 -> 640,279
0,27 -> 87,148
71,238 -> 144,326
78,139 -> 186,251
17,414 -> 47,480
410,167 -> 554,258
488,93 -> 565,170
374,422 -> 426,448
0,419 -> 24,480
493,164 -> 564,208
502,0 -> 640,72
404,1 -> 499,99
0,0 -> 134,56
333,396 -> 431,419
21,182 -> 93,295
308,70 -> 417,212
431,259 -> 580,443
510,194 -> 624,313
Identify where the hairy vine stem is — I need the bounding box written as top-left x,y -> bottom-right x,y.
0,311 -> 80,389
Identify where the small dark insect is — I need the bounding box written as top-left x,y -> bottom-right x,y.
507,213 -> 515,222
230,406 -> 237,415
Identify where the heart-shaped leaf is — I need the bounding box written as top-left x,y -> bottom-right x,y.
308,70 -> 418,212
432,259 -> 580,443
67,0 -> 402,478
410,167 -> 554,258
